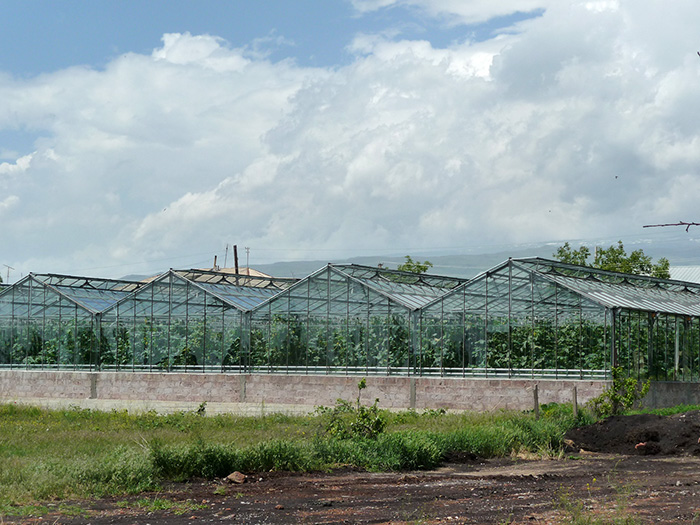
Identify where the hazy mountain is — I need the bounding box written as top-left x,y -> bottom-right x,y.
121,231 -> 700,281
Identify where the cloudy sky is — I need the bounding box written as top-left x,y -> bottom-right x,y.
2,0 -> 700,282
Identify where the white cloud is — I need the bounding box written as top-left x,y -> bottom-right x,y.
3,2 -> 700,279
0,153 -> 32,175
0,195 -> 19,214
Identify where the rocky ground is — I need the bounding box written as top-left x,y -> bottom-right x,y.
8,412 -> 700,524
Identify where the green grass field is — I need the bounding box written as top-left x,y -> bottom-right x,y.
0,399 -> 597,506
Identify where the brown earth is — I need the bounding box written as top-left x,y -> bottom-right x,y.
7,412 -> 700,524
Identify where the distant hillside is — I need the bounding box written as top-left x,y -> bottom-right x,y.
120,232 -> 700,281
251,246 -> 555,280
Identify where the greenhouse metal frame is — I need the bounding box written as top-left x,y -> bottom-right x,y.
2,259 -> 700,381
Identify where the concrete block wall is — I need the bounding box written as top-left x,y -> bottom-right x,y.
0,370 -> 614,412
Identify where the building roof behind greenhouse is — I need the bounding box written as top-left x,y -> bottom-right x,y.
446,258 -> 700,317
172,268 -> 297,289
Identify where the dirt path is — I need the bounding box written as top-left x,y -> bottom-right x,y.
6,453 -> 700,524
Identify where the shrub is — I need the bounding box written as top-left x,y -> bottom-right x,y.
589,366 -> 650,418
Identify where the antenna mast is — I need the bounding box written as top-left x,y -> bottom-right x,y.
3,264 -> 14,283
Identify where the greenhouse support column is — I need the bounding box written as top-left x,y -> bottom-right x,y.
96,313 -> 103,370
439,300 -> 444,377
304,280 -> 310,374
461,292 -> 466,377
416,311 -> 423,376
219,307 -> 225,372
25,278 -> 31,369
168,275 -> 173,369
554,286 -> 559,378
242,312 -> 250,372
365,289 -> 370,374
345,279 -> 350,375
507,260 -> 512,377
202,293 -> 208,372
484,273 -> 489,377
41,284 -> 46,369
326,271 -> 332,374
610,308 -> 618,369
184,281 -> 190,373
675,316 -> 680,380
530,271 -> 535,378
57,293 -> 62,368
647,313 -> 655,380
578,298 -> 583,380
385,299 -> 390,375
9,284 -> 15,369
410,310 -> 419,377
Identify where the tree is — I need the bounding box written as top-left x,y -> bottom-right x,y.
554,241 -> 670,279
397,255 -> 433,274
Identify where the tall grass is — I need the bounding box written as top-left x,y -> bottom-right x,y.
0,401 -> 587,506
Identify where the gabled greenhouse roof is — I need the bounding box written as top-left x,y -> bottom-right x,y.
421,257 -> 700,318
331,264 -> 467,310
251,264 -> 468,315
514,258 -> 700,316
0,273 -> 145,317
33,274 -> 146,314
101,268 -> 292,316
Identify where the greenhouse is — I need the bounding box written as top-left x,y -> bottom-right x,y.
2,258 -> 700,381
0,269 -> 296,371
419,258 -> 700,380
0,273 -> 144,368
247,264 -> 468,374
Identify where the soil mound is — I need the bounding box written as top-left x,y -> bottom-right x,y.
565,411 -> 700,456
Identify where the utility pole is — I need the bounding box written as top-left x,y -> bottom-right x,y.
245,247 -> 250,275
3,264 -> 14,283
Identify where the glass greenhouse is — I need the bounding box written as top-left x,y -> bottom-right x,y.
2,259 -> 700,381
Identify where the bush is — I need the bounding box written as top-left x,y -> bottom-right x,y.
589,366 -> 650,418
316,378 -> 387,439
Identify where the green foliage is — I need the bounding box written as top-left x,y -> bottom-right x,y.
554,243 -> 592,266
588,366 -> 650,418
397,255 -> 433,274
554,241 -> 670,278
316,378 -> 387,439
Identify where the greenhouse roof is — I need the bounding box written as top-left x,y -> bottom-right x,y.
421,257 -> 700,318
33,273 -> 145,314
0,273 -> 145,316
331,264 -> 467,310
100,268 -> 296,316
515,259 -> 700,316
251,264 -> 469,315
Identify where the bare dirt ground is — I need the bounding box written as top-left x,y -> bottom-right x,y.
8,412 -> 700,524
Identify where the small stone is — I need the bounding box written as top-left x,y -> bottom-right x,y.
275,504 -> 284,510
226,471 -> 246,484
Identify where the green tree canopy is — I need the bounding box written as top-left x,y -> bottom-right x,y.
554,241 -> 670,279
397,256 -> 433,274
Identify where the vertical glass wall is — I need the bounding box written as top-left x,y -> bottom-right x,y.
0,275 -> 140,369
99,271 -> 269,372
420,260 -> 610,378
249,266 -> 417,374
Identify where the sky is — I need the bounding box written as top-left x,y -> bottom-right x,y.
2,0 -> 700,282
